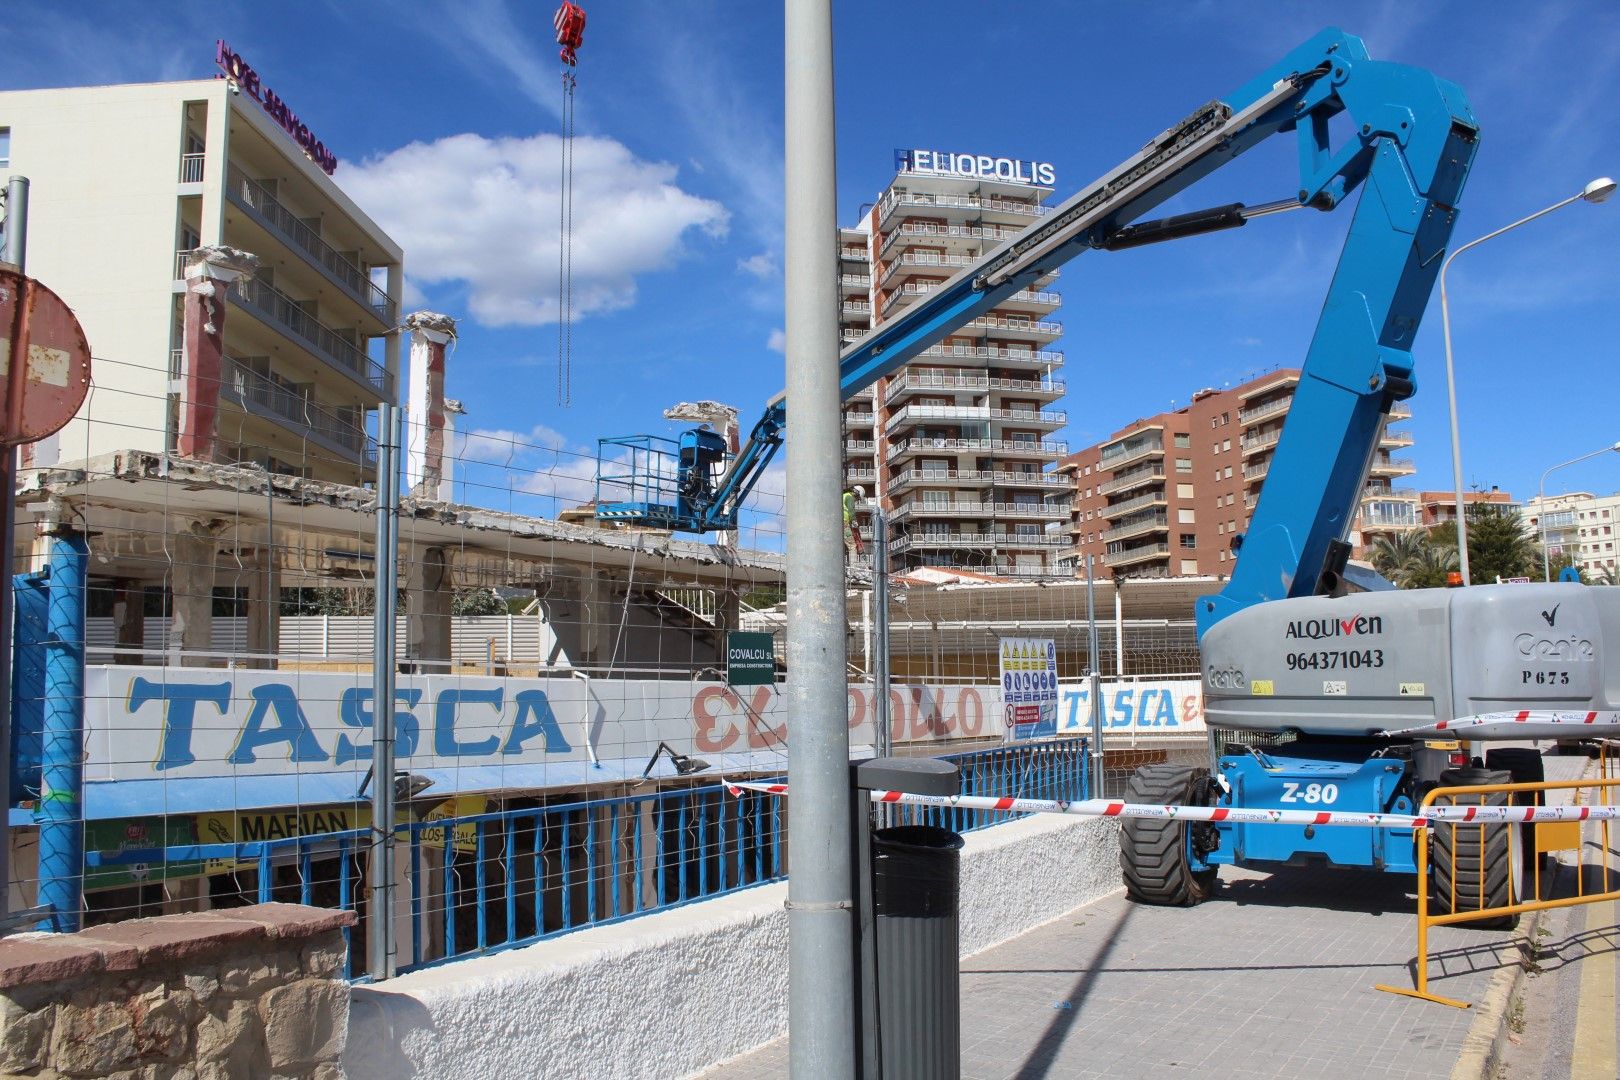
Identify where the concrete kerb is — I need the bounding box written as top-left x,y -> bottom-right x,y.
1449,907 -> 1546,1080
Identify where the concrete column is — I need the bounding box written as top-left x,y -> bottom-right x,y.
405,546 -> 453,673
169,524 -> 217,667
112,579 -> 144,666
178,246 -> 258,462
541,571 -> 613,669
715,588 -> 742,638
245,551 -> 281,670
403,312 -> 458,500
441,399 -> 465,502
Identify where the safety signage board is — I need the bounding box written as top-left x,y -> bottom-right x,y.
1000,637 -> 1058,741
726,631 -> 777,686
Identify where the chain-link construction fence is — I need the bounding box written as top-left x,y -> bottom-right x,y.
7,356 -> 1211,972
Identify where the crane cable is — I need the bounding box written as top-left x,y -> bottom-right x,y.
553,2 -> 586,408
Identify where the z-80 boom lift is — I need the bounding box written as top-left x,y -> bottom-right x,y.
597,28 -> 1620,912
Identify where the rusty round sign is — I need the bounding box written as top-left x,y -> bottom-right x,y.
0,268 -> 92,447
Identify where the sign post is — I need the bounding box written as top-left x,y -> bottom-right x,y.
726,631 -> 777,686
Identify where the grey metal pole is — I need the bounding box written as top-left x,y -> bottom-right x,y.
872,507 -> 890,760
1085,556 -> 1104,798
368,404 -> 401,980
0,175 -> 31,926
1112,581 -> 1125,677
1538,442 -> 1620,581
783,0 -> 856,1073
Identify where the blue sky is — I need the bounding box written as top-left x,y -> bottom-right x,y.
6,1 -> 1619,532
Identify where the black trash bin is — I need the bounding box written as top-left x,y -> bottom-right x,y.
871,824 -> 964,1080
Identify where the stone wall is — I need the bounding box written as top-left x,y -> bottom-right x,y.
0,903 -> 355,1080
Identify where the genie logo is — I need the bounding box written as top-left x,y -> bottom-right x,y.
1515,633 -> 1594,661
1206,666 -> 1246,690
1285,615 -> 1383,640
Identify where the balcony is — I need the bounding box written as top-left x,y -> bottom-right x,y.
1098,436 -> 1164,471
1096,490 -> 1167,520
1238,395 -> 1291,426
889,437 -> 1067,461
1379,425 -> 1415,448
892,531 -> 1067,553
910,344 -> 1063,369
844,439 -> 876,454
1239,371 -> 1299,400
840,273 -> 870,294
891,501 -> 1068,521
887,403 -> 991,428
879,251 -> 976,289
959,315 -> 1061,341
1102,512 -> 1169,544
888,468 -> 1069,492
216,355 -> 374,465
844,466 -> 876,483
990,407 -> 1065,427
885,371 -> 1065,402
1358,507 -> 1421,529
844,411 -> 876,428
1240,428 -> 1282,457
842,301 -> 872,317
877,190 -> 1049,229
1097,463 -> 1166,497
178,152 -> 205,184
1243,460 -> 1271,483
1368,456 -> 1416,477
879,221 -> 1023,257
1104,542 -> 1172,567
224,166 -> 397,327
230,277 -> 394,400
842,327 -> 870,343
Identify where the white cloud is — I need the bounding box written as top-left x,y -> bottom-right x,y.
766,328 -> 786,353
738,253 -> 777,279
340,132 -> 728,327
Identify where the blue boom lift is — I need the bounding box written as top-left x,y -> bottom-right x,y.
598,28 -> 1620,914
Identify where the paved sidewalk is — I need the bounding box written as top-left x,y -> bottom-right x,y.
701,864 -> 1523,1080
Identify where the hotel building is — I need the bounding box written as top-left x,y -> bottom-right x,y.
1059,369 -> 1417,578
0,70 -> 403,484
839,153 -> 1069,577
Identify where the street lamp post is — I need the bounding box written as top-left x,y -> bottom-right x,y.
1539,441 -> 1620,581
1441,176 -> 1615,585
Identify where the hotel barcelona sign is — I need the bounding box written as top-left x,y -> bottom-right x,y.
215,40 -> 338,175
895,148 -> 1055,187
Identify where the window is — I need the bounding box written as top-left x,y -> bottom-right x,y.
0,128 -> 9,169
1178,508 -> 1196,524
1176,459 -> 1192,472
1174,433 -> 1191,448
1223,439 -> 1231,452
1217,522 -> 1225,534
1179,533 -> 1197,550
1224,466 -> 1233,479
1177,483 -> 1195,498
1221,412 -> 1230,425
1180,559 -> 1200,575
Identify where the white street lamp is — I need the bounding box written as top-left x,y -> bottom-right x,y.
1441,177 -> 1615,584
1539,440 -> 1620,581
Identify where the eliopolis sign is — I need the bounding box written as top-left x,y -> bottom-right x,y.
215,40 -> 338,175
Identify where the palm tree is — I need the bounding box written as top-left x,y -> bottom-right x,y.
1368,531 -> 1430,581
1401,542 -> 1459,589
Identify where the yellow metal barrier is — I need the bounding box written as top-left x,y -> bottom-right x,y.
1375,774 -> 1620,1009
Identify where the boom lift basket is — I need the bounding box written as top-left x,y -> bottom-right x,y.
594,430 -> 734,531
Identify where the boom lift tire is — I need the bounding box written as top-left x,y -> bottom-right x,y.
1484,747 -> 1546,804
1120,764 -> 1218,906
1429,767 -> 1520,929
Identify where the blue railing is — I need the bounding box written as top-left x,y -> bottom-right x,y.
84,738 -> 1088,977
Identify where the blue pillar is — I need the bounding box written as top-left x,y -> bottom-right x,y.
36,531 -> 87,932
10,573 -> 47,807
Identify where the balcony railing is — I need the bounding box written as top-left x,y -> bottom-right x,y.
892,501 -> 1067,520
1237,395 -> 1291,426
961,315 -> 1061,336
220,357 -> 371,459
225,165 -> 397,325
1368,456 -> 1415,474
844,412 -> 876,427
178,152 -> 206,184
840,273 -> 871,289
885,372 -> 1064,400
842,301 -> 872,315
1243,461 -> 1271,482
1358,509 -> 1420,529
889,468 -> 1069,489
1104,541 -> 1172,567
1097,464 -> 1166,497
1102,512 -> 1169,543
891,437 -> 1067,457
879,221 -> 1023,256
910,344 -> 1064,367
230,275 -> 394,399
1099,438 -> 1164,469
1241,429 -> 1281,456
893,531 -> 1067,551
1096,490 -> 1167,520
879,190 -> 1050,223
845,440 -> 876,453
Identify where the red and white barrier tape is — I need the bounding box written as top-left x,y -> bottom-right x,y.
1382,710 -> 1620,739
725,781 -> 1620,828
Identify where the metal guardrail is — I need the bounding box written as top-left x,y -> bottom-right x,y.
1377,771 -> 1620,1009
77,741 -> 1088,977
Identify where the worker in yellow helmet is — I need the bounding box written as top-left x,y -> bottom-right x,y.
843,485 -> 866,560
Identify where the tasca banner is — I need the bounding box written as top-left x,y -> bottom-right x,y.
83,666 -> 1005,782
1055,679 -> 1205,735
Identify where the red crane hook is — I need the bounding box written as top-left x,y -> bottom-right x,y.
554,2 -> 586,67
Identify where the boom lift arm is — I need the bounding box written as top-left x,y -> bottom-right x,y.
615,27 -> 1476,635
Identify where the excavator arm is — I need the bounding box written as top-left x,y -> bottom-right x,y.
623,27 -> 1477,635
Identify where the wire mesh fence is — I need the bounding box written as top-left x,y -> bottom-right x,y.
6,355 -> 1212,974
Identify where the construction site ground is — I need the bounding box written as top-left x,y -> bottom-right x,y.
702,752 -> 1608,1080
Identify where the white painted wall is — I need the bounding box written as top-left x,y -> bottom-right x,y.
345,814 -> 1121,1080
